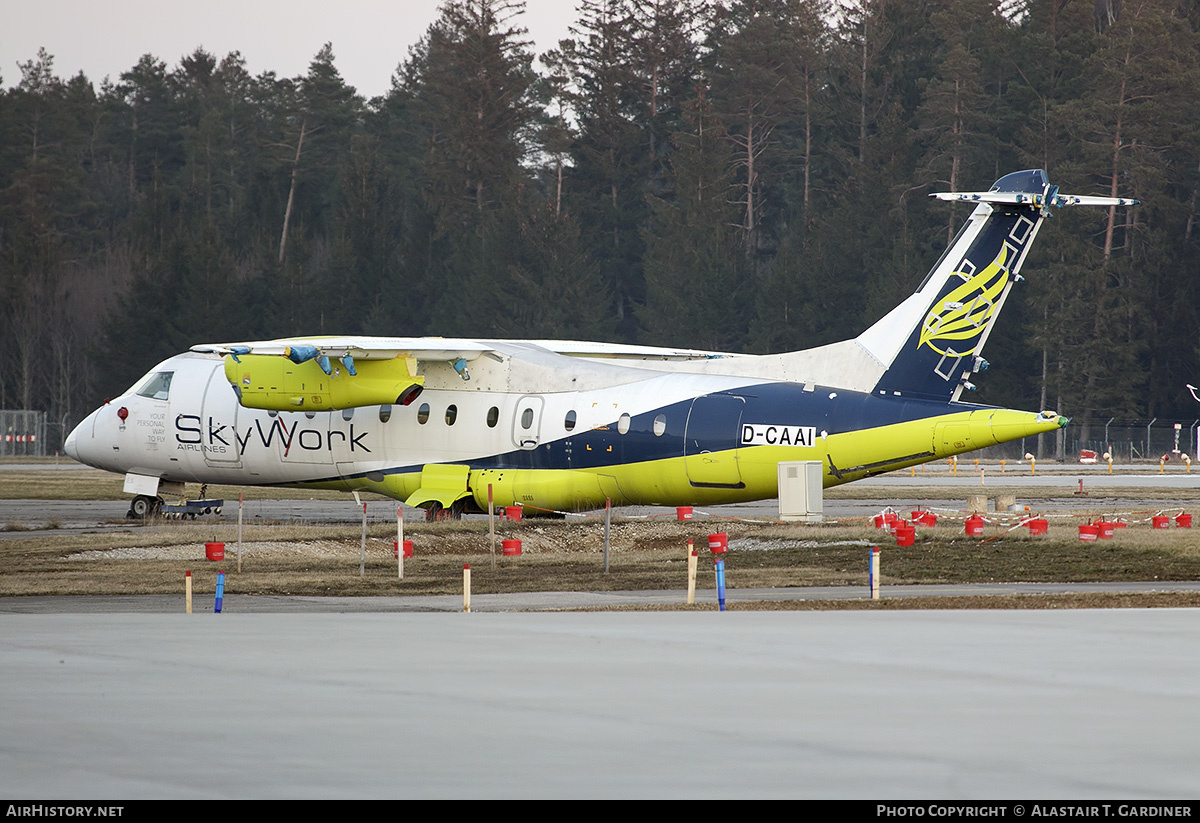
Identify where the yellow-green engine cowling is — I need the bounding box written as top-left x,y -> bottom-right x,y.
224,354 -> 423,411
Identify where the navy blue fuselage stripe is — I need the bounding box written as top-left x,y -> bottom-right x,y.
329,381 -> 1001,482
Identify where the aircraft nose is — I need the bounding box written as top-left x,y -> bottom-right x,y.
63,414 -> 91,463
63,423 -> 80,461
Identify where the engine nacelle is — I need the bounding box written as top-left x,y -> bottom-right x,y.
224,354 -> 423,411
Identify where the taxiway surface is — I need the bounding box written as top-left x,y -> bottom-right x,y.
3,464 -> 1198,530
4,464 -> 1198,798
2,609 -> 1199,799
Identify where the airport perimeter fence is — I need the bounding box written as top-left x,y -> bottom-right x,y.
2,407 -> 1195,468
973,418 -> 1200,465
1,410 -> 47,457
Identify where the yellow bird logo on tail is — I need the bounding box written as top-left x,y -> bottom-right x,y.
917,245 -> 1010,357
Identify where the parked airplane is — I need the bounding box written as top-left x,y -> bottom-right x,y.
66,170 -> 1135,519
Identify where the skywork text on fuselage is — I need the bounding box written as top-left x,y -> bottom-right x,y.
741,423 -> 816,448
174,415 -> 371,455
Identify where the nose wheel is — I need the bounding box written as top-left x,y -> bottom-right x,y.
127,495 -> 163,519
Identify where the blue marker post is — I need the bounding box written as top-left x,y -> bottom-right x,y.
708,532 -> 729,611
215,570 -> 225,613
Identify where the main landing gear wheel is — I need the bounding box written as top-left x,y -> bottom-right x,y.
127,495 -> 162,519
424,500 -> 467,522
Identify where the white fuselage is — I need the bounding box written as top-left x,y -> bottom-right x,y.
66,346 -> 766,490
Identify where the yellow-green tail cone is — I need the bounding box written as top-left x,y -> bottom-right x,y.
932,409 -> 1067,459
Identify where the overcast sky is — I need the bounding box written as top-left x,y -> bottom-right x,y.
4,0 -> 579,99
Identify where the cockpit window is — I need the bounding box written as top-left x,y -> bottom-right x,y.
135,371 -> 174,401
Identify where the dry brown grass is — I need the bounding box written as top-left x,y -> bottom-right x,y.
0,465 -> 349,502
4,460 -> 1200,608
609,592 -> 1200,611
3,513 -> 1200,605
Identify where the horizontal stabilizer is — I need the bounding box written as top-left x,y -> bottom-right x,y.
932,191 -> 1139,210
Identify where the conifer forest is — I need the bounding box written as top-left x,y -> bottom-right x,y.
3,0 -> 1199,449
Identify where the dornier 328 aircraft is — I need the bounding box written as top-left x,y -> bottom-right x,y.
66,170 -> 1136,519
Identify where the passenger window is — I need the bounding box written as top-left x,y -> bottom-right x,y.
617,413 -> 631,435
521,408 -> 534,429
135,371 -> 173,401
342,408 -> 354,421
379,404 -> 392,423
417,403 -> 430,424
445,405 -> 458,426
564,410 -> 577,432
653,414 -> 667,436
487,406 -> 499,428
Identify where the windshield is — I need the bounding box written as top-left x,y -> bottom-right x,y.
134,371 -> 174,401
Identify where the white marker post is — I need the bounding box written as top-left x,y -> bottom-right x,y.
397,506 -> 404,580
488,484 -> 495,570
463,564 -> 471,613
237,492 -> 243,574
603,498 -> 611,573
359,501 -> 367,576
686,539 -> 697,605
185,570 -> 192,614
869,547 -> 880,600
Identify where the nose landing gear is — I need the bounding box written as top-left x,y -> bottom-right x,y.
127,495 -> 163,519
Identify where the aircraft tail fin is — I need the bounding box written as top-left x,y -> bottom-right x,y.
857,169 -> 1136,403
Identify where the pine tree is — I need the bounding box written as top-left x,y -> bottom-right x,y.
558,0 -> 646,336
915,0 -> 1004,240
1035,1 -> 1200,432
707,0 -> 805,266
487,206 -> 612,339
640,86 -> 751,350
0,49 -> 99,416
277,43 -> 363,267
400,0 -> 540,334
629,0 -> 707,179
